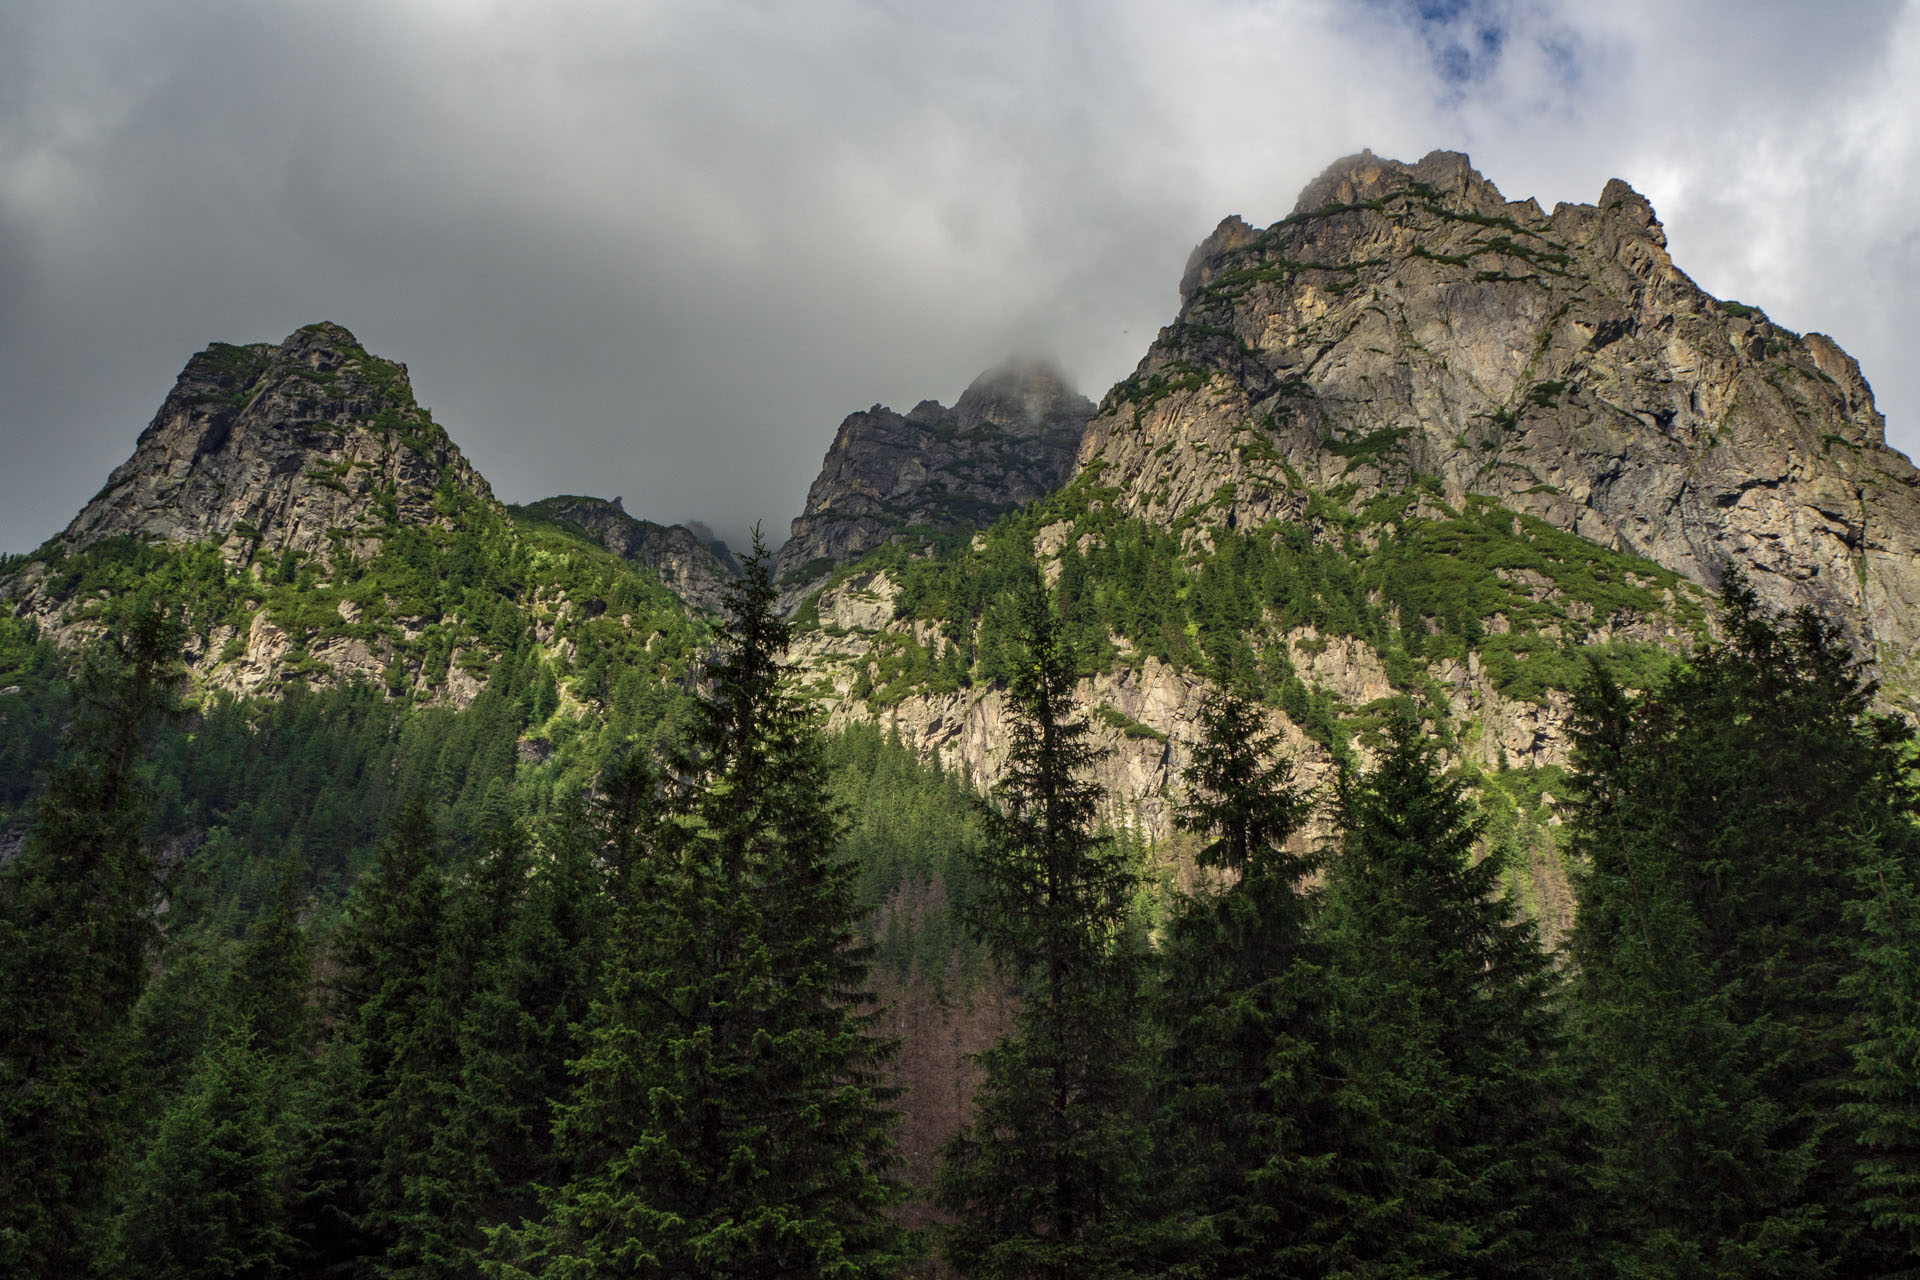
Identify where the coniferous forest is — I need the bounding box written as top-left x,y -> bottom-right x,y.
3,527 -> 1918,1279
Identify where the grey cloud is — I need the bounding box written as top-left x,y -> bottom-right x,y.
1,0 -> 1916,555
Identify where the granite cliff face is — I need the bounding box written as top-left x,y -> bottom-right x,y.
55,322 -> 495,564
518,495 -> 740,614
1080,149 -> 1920,703
774,358 -> 1094,589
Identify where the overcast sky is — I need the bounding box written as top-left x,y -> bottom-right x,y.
3,0 -> 1916,553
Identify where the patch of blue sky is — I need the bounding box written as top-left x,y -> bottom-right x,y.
1345,0 -> 1588,105
1344,0 -> 1505,85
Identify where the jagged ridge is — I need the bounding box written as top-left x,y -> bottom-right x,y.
1082,149 -> 1920,705
775,357 -> 1094,590
515,496 -> 740,615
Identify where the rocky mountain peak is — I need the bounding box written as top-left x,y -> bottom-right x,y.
54,321 -> 493,565
1591,177 -> 1666,247
951,357 -> 1094,435
774,359 -> 1096,591
2,324 -> 723,709
1081,150 -> 1920,701
279,319 -> 362,367
1180,216 -> 1260,304
517,495 -> 741,614
1292,149 -> 1508,219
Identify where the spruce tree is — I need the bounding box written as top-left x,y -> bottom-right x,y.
1567,581 -> 1920,1277
285,1035 -> 378,1278
1153,690 -> 1329,1275
0,599 -> 184,1275
1846,834 -> 1920,1277
232,853 -> 316,1057
313,797 -> 467,1279
1313,713 -> 1571,1277
936,574 -> 1153,1278
110,1028 -> 294,1280
111,855 -> 315,1276
503,532 -> 906,1278
442,807 -> 611,1256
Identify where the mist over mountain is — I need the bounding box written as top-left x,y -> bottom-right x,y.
775,358 -> 1095,594
4,2 -> 1918,567
4,147 -> 1920,1278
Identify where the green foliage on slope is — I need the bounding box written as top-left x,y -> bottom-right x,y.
13,491 -> 704,709
806,468 -> 1701,766
829,723 -> 991,986
7,526 -> 1920,1279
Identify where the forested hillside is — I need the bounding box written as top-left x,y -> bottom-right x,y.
4,559 -> 1918,1277
4,148 -> 1920,1277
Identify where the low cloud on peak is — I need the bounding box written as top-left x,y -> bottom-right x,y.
1,0 -> 1916,551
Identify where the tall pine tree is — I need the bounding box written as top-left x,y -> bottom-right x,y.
936,574 -> 1154,1278
110,1027 -> 294,1280
0,599 -> 184,1276
1313,712 -> 1573,1277
1152,689 -> 1330,1276
502,531 -> 906,1278
441,807 -> 611,1255
311,797 -> 467,1279
109,854 -> 315,1277
1568,581 -> 1920,1277
1846,823 -> 1920,1277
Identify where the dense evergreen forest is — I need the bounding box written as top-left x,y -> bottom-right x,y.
3,539 -> 1919,1279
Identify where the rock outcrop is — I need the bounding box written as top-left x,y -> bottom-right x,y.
775,358 -> 1094,590
1080,149 -> 1920,704
794,569 -> 1632,820
517,495 -> 740,614
52,322 -> 494,564
1,324 -> 702,710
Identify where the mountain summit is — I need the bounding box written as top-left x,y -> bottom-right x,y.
2,323 -> 707,705
775,358 -> 1094,588
1083,149 -> 1920,697
59,322 -> 493,564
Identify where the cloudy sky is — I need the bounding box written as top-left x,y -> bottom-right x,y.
2,0 -> 1916,552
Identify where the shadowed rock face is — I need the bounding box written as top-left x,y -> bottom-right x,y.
518,495 -> 740,614
774,358 -> 1094,590
1081,149 -> 1920,702
55,321 -> 493,563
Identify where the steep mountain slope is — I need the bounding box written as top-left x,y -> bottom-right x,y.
55,322 -> 492,560
2,324 -> 705,709
515,495 -> 740,614
784,151 -> 1920,930
1083,149 -> 1920,702
789,471 -> 1697,914
774,358 -> 1094,590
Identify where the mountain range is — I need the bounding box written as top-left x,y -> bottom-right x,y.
5,149 -> 1916,918
6,148 -> 1919,1249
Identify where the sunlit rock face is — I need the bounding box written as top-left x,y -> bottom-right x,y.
1080,149 -> 1920,702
